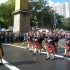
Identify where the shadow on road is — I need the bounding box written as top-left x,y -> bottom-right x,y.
9,60 -> 39,66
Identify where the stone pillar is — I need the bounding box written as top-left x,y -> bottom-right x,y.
13,0 -> 30,34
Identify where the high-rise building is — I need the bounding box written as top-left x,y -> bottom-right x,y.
68,0 -> 70,17
51,2 -> 66,18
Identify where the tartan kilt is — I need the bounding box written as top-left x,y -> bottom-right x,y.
28,41 -> 32,45
65,46 -> 70,56
0,47 -> 4,57
44,42 -> 48,47
65,46 -> 70,50
46,45 -> 55,53
33,43 -> 41,49
68,51 -> 70,56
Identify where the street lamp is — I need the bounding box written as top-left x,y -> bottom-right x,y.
49,9 -> 53,30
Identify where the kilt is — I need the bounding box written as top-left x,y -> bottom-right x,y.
44,42 -> 48,46
0,47 -> 4,58
33,43 -> 41,49
65,46 -> 70,50
46,44 -> 55,53
68,51 -> 70,56
28,41 -> 32,45
65,46 -> 70,56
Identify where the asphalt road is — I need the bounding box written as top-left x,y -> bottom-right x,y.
1,39 -> 70,70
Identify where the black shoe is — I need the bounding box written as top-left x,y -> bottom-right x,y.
39,53 -> 42,55
30,50 -> 33,52
46,58 -> 50,60
27,48 -> 29,49
33,53 -> 36,55
0,63 -> 3,65
63,55 -> 66,57
51,58 -> 55,60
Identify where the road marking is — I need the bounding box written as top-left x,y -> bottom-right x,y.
55,54 -> 70,60
40,52 -> 70,60
2,59 -> 20,70
58,44 -> 65,48
20,42 -> 26,46
4,43 -> 70,60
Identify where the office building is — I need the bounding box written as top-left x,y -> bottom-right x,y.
68,0 -> 70,17
51,2 -> 66,18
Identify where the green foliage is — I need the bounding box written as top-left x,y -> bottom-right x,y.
29,0 -> 55,29
63,18 -> 70,30
0,0 -> 15,28
0,0 -> 66,30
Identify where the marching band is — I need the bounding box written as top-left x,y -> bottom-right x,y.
27,29 -> 60,60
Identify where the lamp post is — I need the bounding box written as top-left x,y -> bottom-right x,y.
42,11 -> 43,28
49,10 -> 53,30
35,21 -> 38,29
53,7 -> 57,30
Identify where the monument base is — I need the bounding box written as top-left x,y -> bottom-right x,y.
13,10 -> 30,34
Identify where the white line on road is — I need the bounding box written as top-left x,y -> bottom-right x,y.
2,59 -> 20,70
4,43 -> 70,61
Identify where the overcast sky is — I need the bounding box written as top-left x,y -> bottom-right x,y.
0,0 -> 7,4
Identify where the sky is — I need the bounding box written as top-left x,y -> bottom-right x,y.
45,0 -> 67,3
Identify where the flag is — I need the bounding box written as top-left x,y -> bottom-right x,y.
54,10 -> 58,25
55,13 -> 58,24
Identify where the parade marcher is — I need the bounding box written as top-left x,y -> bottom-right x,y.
46,36 -> 56,60
52,33 -> 60,53
27,32 -> 33,49
43,36 -> 48,50
32,37 -> 38,54
23,33 -> 27,41
33,36 -> 43,54
0,33 -> 4,65
64,36 -> 70,57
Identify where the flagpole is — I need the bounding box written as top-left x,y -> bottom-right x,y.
53,9 -> 56,30
54,8 -> 58,30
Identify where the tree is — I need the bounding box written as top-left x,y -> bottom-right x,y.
0,0 -> 66,30
56,15 -> 64,28
63,18 -> 70,30
29,0 -> 54,29
0,0 -> 15,28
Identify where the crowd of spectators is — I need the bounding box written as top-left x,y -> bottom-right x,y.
0,32 -> 27,43
0,28 -> 66,44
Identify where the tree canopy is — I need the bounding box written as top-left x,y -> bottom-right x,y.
0,0 -> 68,30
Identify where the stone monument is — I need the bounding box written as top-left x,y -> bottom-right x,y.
13,0 -> 30,34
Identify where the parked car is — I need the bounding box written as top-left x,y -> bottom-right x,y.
38,29 -> 49,33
